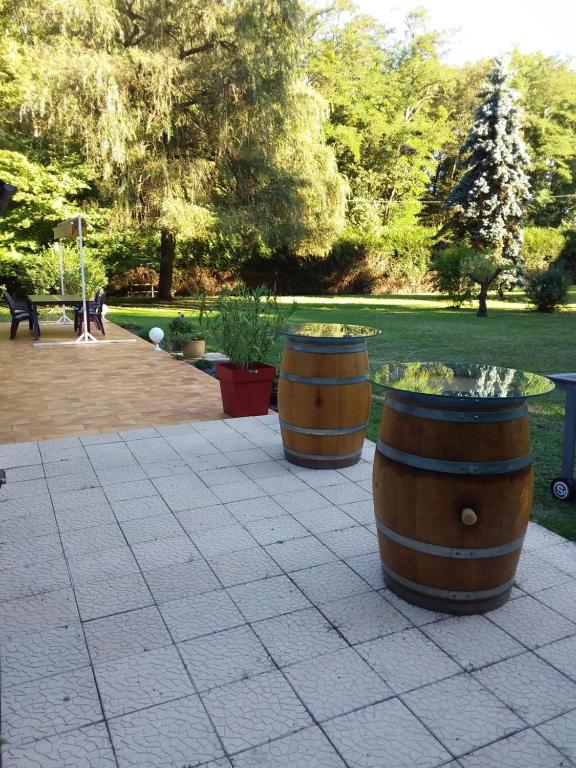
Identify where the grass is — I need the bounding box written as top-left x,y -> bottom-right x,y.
3,290 -> 575,538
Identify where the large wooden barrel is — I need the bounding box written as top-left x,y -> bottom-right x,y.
373,391 -> 534,614
278,329 -> 373,469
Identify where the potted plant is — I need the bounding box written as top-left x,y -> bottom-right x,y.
167,311 -> 206,359
209,285 -> 295,417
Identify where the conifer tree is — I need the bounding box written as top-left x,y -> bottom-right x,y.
442,58 -> 531,316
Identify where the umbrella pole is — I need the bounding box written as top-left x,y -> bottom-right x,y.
75,216 -> 97,343
55,241 -> 73,324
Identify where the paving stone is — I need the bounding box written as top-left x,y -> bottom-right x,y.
192,524 -> 257,558
458,727 -> 569,768
0,533 -> 63,569
231,725 -> 347,768
226,496 -> 288,524
292,467 -> 351,489
86,442 -> 137,469
207,546 -> 281,587
0,441 -> 41,468
319,526 -> 378,559
357,628 -> 460,693
183,453 -> 232,472
488,596 -> 576,648
144,559 -> 220,603
47,471 -> 100,494
126,437 -> 180,464
273,489 -> 330,513
1,511 -> 58,541
254,474 -> 309,495
81,432 -> 122,445
5,463 -> 45,481
239,460 -> 291,480
266,535 -> 338,572
177,504 -> 237,535
536,709 -> 576,765
224,447 -> 273,465
84,606 -> 173,664
2,667 -> 103,747
290,504 -> 356,534
423,615 -> 525,671
61,523 -> 126,557
68,546 -> 140,586
524,523 -> 570,552
140,459 -> 190,478
51,487 -> 110,513
0,588 -> 79,641
0,556 -> 71,602
95,646 -> 194,718
317,481 -> 372,506
536,542 -> 576,577
245,516 -> 309,545
537,635 -> 576,681
514,552 -> 573,593
474,652 -> 576,726
96,464 -> 147,485
318,590 -> 411,644
213,479 -> 268,504
44,456 -> 94,477
55,503 -> 117,532
132,535 -> 198,571
179,624 -> 274,691
337,502 -> 375,529
323,697 -> 450,768
536,581 -> 576,623
109,695 -> 224,768
0,477 -> 50,501
1,623 -> 89,687
337,461 -> 373,482
0,496 -> 54,524
228,575 -> 311,622
160,589 -> 244,642
110,494 -> 172,522
119,513 -> 184,545
252,607 -> 347,666
103,479 -> 158,503
345,551 -> 386,590
197,466 -> 252,486
285,646 -> 393,720
74,573 -> 153,621
290,561 -> 372,604
403,674 -> 525,757
1,723 -> 117,768
153,474 -> 219,512
201,670 -> 312,753
380,588 -> 444,627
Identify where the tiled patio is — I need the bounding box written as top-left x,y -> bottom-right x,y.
1,415 -> 576,768
0,320 -> 223,444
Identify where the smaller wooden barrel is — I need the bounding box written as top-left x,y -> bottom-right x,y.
278,328 -> 375,469
373,392 -> 534,614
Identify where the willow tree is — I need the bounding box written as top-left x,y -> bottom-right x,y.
7,0 -> 346,297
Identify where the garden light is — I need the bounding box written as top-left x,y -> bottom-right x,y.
149,326 -> 164,352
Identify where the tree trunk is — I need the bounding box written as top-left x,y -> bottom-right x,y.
158,229 -> 176,300
477,282 -> 489,317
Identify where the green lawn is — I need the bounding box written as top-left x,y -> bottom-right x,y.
3,291 -> 576,539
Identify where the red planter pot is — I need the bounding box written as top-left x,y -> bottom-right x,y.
217,362 -> 276,417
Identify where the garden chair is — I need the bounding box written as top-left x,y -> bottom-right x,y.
1,290 -> 35,340
75,288 -> 106,335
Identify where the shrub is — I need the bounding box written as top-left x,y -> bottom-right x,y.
431,245 -> 476,307
522,228 -> 566,273
107,266 -> 159,296
525,266 -> 570,312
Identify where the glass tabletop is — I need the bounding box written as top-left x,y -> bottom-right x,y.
371,362 -> 555,402
281,323 -> 380,340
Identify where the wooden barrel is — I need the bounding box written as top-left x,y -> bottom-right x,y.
278,335 -> 371,469
373,391 -> 533,614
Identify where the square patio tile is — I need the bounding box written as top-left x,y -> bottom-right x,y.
318,481 -> 372,506
487,596 -> 576,648
126,437 -> 180,464
524,522 -> 570,552
94,646 -> 194,718
474,652 -> 576,726
55,503 -> 116,532
0,557 -> 71,602
132,535 -> 198,571
110,494 -> 172,522
207,546 -> 281,587
231,725 -> 347,768
1,623 -> 89,687
266,535 -> 338,572
5,463 -> 45,482
1,723 -> 117,768
1,533 -> 63,569
380,588 -> 444,627
81,431 -> 122,445
228,575 -> 311,622
292,467 -> 351,489
338,503 -> 374,529
290,561 -> 372,604
323,697 -> 450,768
144,560 -> 220,603
337,462 -> 373,482
0,441 -> 41,468
61,522 -> 126,557
1,667 -> 103,747
319,526 -> 378,559
239,461 -> 291,480
284,647 -> 393,720
103,479 -> 158,503
225,447 -> 273,465
86,443 -> 137,469
537,635 -> 576,681
514,552 -> 573,593
84,606 -> 172,664
252,607 -> 347,667
179,624 -> 274,691
254,474 -> 309,494
273,489 -> 330,513
536,581 -> 576,623
536,542 -> 576,577
318,591 -> 411,644
245,516 -> 309,546
458,728 -> 569,768
0,588 -> 79,642
212,479 -> 268,504
196,466 -> 248,486
119,514 -> 184,545
74,573 -> 153,621
47,471 -> 100,494
96,464 -> 147,485
536,709 -> 576,765
109,695 -> 224,768
291,504 -> 356,534
176,504 -> 236,535
357,628 -> 460,694
402,674 -> 525,757
160,589 -> 244,642
423,615 -> 525,671
201,670 -> 312,754
345,551 -> 386,590
192,524 -> 257,558
225,496 -> 287,524
68,546 -> 140,586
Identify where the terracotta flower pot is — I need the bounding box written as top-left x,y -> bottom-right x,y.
182,339 -> 206,359
217,362 -> 276,417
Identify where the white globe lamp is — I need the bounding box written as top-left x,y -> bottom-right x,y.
149,326 -> 164,352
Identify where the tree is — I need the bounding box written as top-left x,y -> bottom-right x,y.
441,58 -> 531,316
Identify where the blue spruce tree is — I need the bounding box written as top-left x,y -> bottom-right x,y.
443,58 -> 531,316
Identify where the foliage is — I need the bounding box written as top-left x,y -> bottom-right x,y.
431,245 -> 476,307
525,266 -> 570,312
208,285 -> 295,368
522,227 -> 567,272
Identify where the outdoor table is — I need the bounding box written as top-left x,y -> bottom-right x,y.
370,361 -> 554,615
27,294 -> 82,339
278,323 -> 380,469
547,372 -> 576,501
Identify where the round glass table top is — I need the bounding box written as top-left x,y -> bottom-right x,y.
281,323 -> 380,340
371,362 -> 555,402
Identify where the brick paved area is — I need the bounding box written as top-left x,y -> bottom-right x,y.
1,416 -> 575,767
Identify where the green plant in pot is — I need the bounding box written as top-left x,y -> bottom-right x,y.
168,311 -> 206,359
209,285 -> 295,417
